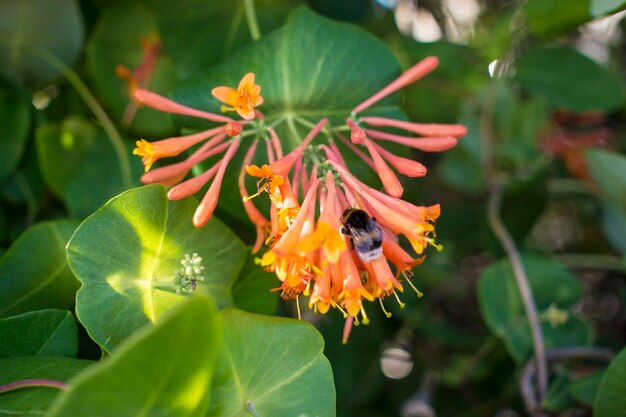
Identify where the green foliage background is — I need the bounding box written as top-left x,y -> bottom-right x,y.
0,0 -> 626,416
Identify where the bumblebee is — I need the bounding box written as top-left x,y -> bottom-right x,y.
340,208 -> 383,262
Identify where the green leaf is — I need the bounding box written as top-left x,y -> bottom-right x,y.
0,356 -> 92,417
36,115 -> 139,218
155,0 -> 300,78
0,309 -> 77,359
600,202 -> 626,255
586,150 -> 626,253
209,309 -> 335,417
570,369 -> 604,406
67,185 -> 246,351
515,47 -> 625,112
0,220 -> 79,318
542,371 -> 572,412
170,7 -> 402,221
0,83 -> 30,184
86,2 -> 177,137
524,0 -> 592,38
0,0 -> 84,85
478,255 -> 591,363
232,250 -> 279,315
47,295 -> 220,417
594,347 -> 626,417
590,0 -> 626,16
172,7 -> 401,140
586,149 -> 626,209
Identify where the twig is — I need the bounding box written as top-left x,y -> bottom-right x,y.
487,183 -> 548,400
520,347 -> 614,415
0,379 -> 67,394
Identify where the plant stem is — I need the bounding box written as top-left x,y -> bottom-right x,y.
0,379 -> 67,394
31,46 -> 132,188
480,77 -> 548,407
520,347 -> 614,416
553,254 -> 626,273
487,183 -> 548,399
243,0 -> 261,42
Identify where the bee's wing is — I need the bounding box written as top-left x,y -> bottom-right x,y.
380,224 -> 398,243
350,224 -> 383,253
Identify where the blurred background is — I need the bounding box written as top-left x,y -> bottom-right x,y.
1,0 -> 625,416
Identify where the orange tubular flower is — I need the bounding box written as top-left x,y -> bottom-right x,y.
212,73 -> 264,120
132,57 -> 465,340
133,126 -> 225,172
115,33 -> 161,127
239,141 -> 270,253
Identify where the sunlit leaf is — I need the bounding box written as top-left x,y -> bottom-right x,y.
0,309 -> 77,359
67,185 -> 246,351
47,295 -> 219,417
209,309 -> 335,417
0,220 -> 79,318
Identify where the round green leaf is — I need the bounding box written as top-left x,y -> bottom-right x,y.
171,7 -> 401,139
67,185 -> 246,351
36,115 -> 140,218
0,83 -> 30,184
0,220 -> 80,318
170,7 -> 404,222
594,347 -> 626,417
155,0 -> 300,78
86,2 -> 177,137
0,0 -> 84,85
478,255 -> 591,363
0,309 -> 77,359
515,47 -> 625,112
209,309 -> 335,417
47,295 -> 220,417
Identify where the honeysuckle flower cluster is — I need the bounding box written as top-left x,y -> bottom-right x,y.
130,57 -> 466,342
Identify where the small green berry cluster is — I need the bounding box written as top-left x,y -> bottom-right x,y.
173,253 -> 205,294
